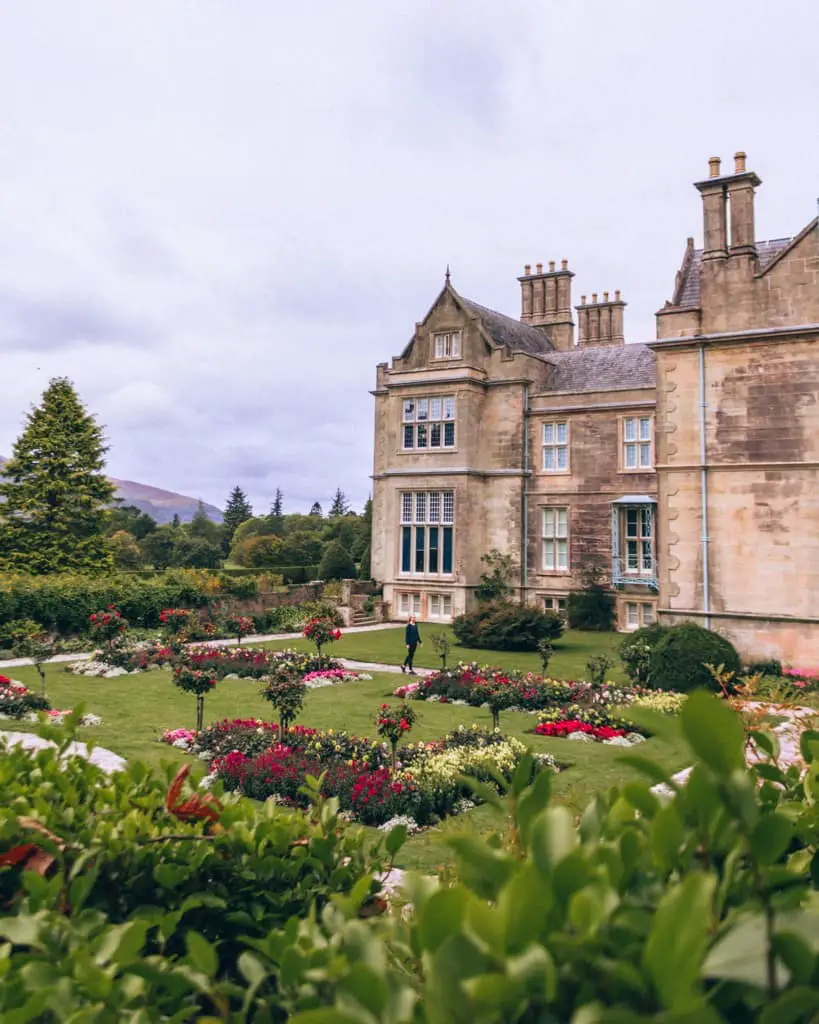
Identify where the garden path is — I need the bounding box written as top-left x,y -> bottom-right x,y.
0,730 -> 126,773
0,622 -> 405,671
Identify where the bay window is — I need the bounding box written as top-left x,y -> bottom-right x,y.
402,395 -> 456,449
611,497 -> 657,586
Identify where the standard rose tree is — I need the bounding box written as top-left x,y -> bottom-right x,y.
172,662 -> 218,731
375,701 -> 416,773
303,617 -> 342,658
261,668 -> 306,732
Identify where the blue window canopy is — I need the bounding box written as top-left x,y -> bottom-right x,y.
611,495 -> 656,505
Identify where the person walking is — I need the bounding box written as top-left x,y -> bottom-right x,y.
401,615 -> 422,674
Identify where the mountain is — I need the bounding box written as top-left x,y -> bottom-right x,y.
0,456 -> 222,525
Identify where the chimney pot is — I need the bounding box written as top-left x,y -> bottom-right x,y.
734,150 -> 747,174
580,295 -> 586,305
524,264 -> 531,275
560,259 -> 568,271
591,292 -> 598,303
536,262 -> 543,274
603,291 -> 609,302
708,156 -> 721,178
548,260 -> 555,272
615,289 -> 621,301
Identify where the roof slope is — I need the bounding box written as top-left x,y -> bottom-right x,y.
675,237 -> 792,307
539,343 -> 656,395
458,295 -> 554,356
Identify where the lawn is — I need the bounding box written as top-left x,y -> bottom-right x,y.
263,624 -> 630,682
1,655 -> 691,870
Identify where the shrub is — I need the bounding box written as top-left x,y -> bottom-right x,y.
649,622 -> 741,693
318,541 -> 356,580
358,544 -> 371,580
745,657 -> 784,677
619,621 -> 668,686
452,601 -> 564,651
566,562 -> 615,631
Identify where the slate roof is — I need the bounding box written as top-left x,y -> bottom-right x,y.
540,343 -> 656,395
458,295 -> 554,356
675,237 -> 793,307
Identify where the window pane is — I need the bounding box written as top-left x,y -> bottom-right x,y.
429,594 -> 439,615
557,509 -> 568,536
414,527 -> 425,572
415,492 -> 426,522
412,593 -> 421,614
641,508 -> 652,535
639,417 -> 651,441
543,510 -> 555,538
557,540 -> 568,569
557,598 -> 567,614
403,425 -> 414,449
625,445 -> 637,468
442,595 -> 451,614
401,527 -> 411,572
430,423 -> 441,447
557,446 -> 568,470
443,422 -> 455,446
442,527 -> 453,573
556,422 -> 567,444
417,399 -> 428,421
624,418 -> 636,441
543,448 -> 554,470
451,333 -> 461,357
543,423 -> 554,444
401,493 -> 412,523
626,509 -> 638,536
434,336 -> 444,358
416,424 -> 428,448
626,602 -> 638,627
442,492 -> 454,523
428,492 -> 440,522
430,397 -> 442,420
627,540 -> 638,569
643,604 -> 655,625
641,542 -> 652,571
543,541 -> 555,570
428,526 -> 439,573
443,396 -> 455,419
639,443 -> 652,467
403,400 -> 414,422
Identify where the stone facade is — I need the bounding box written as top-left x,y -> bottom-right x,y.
371,153 -> 819,661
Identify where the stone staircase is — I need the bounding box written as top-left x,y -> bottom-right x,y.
350,608 -> 378,627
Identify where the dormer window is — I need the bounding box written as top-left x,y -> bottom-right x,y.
433,331 -> 461,359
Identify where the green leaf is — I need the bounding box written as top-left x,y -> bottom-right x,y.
643,871 -> 716,1009
0,916 -> 41,948
516,769 -> 552,847
680,690 -> 745,777
238,952 -> 268,987
94,920 -> 148,966
506,944 -> 556,1001
509,753 -> 534,798
799,730 -> 819,764
760,987 -> 819,1024
341,963 -> 391,1017
458,776 -> 504,812
772,932 -> 814,984
530,806 -> 577,876
418,886 -> 471,953
616,754 -> 678,788
291,1012 -> 363,1024
185,931 -> 218,978
385,822 -> 407,857
651,803 -> 684,873
498,864 -> 552,953
445,836 -> 516,900
704,914 -> 788,988
622,782 -> 660,818
749,813 -> 793,864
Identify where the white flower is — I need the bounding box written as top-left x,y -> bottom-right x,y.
199,773 -> 217,790
377,815 -> 420,834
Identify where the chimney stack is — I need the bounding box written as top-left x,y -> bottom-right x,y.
518,259 -> 575,350
695,156 -> 728,262
727,150 -> 761,257
694,151 -> 761,263
576,291 -> 626,347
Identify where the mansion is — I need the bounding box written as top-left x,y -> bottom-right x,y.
370,153 -> 819,662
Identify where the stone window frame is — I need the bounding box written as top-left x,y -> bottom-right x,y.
618,414 -> 654,472
542,593 -> 568,619
401,394 -> 456,451
541,420 -> 571,474
397,592 -> 422,618
428,593 -> 453,619
398,489 -> 455,579
622,600 -> 656,632
541,506 -> 570,573
432,330 -> 462,360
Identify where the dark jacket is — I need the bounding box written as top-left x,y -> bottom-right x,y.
405,622 -> 421,646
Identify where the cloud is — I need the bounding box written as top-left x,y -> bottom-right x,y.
0,0 -> 817,513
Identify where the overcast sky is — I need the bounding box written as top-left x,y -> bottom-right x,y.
1,1 -> 817,513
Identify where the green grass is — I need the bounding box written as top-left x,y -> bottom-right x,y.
1,655 -> 691,870
263,625 -> 629,682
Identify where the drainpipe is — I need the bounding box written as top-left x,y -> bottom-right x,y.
698,343 -> 711,629
521,384 -> 530,602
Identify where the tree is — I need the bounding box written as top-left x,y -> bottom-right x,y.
0,378 -> 116,574
328,489 -> 350,518
222,486 -> 253,549
108,530 -> 143,569
171,513 -> 181,528
475,550 -> 514,603
139,525 -> 177,569
270,489 -> 283,518
171,534 -> 222,569
358,544 -> 371,580
309,502 -> 323,517
106,504 -> 156,541
236,534 -> 284,568
189,501 -> 221,543
318,541 -> 356,580
567,563 -> 615,631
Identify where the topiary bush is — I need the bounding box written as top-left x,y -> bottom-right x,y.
318,541 -> 356,580
452,601 -> 564,651
566,563 -> 616,631
648,621 -> 741,693
619,621 -> 669,686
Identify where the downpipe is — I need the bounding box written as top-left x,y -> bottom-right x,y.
698,344 -> 711,629
521,385 -> 530,603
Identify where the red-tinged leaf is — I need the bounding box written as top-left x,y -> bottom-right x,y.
0,844 -> 39,867
166,764 -> 191,812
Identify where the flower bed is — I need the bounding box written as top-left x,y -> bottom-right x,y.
47,710 -> 102,727
395,663 -> 639,713
0,676 -> 51,720
162,717 -> 559,827
534,704 -> 647,745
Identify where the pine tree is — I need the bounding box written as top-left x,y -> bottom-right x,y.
270,489 -> 283,517
309,502 -> 323,517
0,378 -> 116,574
171,514 -> 181,528
223,486 -> 253,544
329,488 -> 350,517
